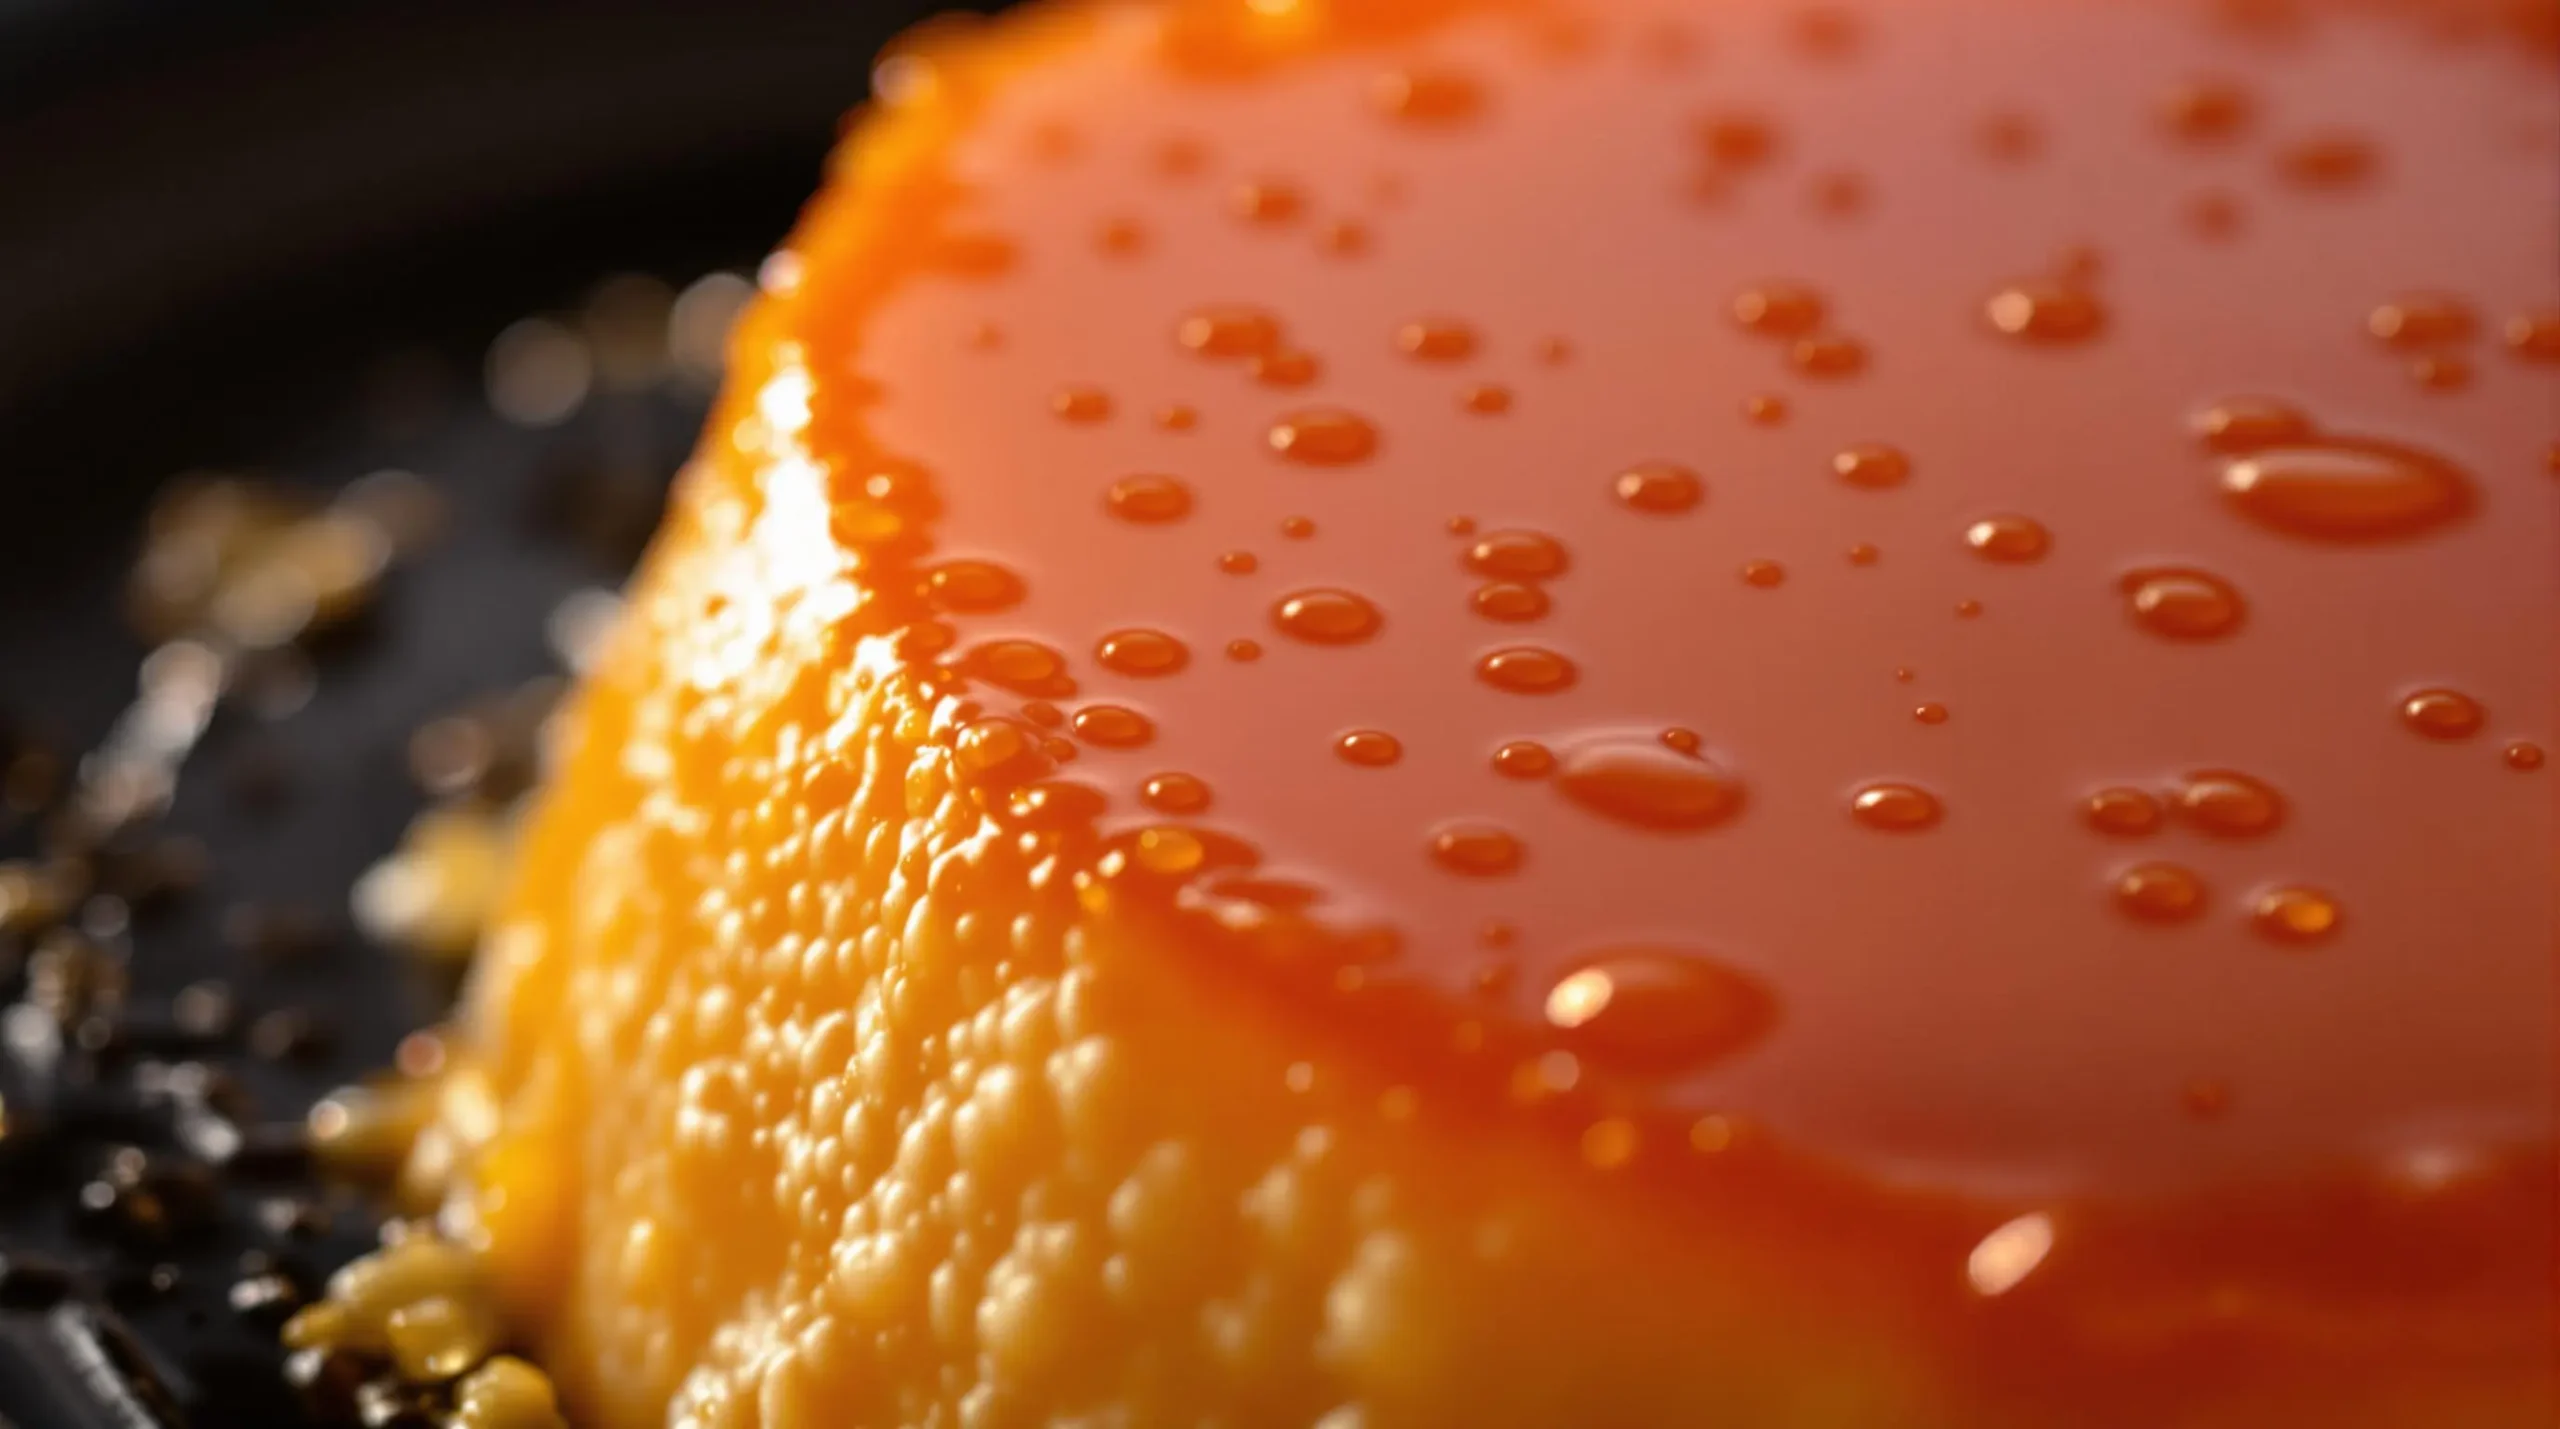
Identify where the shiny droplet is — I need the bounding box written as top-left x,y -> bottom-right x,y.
1095,629 -> 1188,676
1268,409 -> 1380,465
2400,688 -> 2485,741
1253,351 -> 1321,387
2114,862 -> 2207,923
2367,294 -> 2476,349
1913,703 -> 1949,725
1846,543 -> 1880,566
2275,132 -> 2377,188
1106,474 -> 1194,523
1006,780 -> 1108,832
2085,787 -> 2164,837
1070,705 -> 1154,748
1492,740 -> 1555,778
1280,515 -> 1316,539
1541,948 -> 1775,1072
1141,771 -> 1212,815
1052,386 -> 1112,422
1231,179 -> 1305,224
1985,282 -> 2106,343
1470,582 -> 1551,622
2504,310 -> 2560,363
1731,282 -> 1826,337
1659,728 -> 1701,755
2221,439 -> 2472,541
1477,647 -> 1578,694
1832,444 -> 1911,489
2192,396 -> 2312,454
1430,822 -> 1524,876
1156,403 -> 1199,430
963,639 -> 1072,697
1217,550 -> 1258,575
955,718 -> 1038,779
1789,333 -> 1867,376
1373,68 -> 1483,124
1740,560 -> 1786,588
2160,78 -> 2254,142
1463,530 -> 1569,581
1849,782 -> 1943,832
1226,638 -> 1262,662
1556,741 -> 1744,831
1177,306 -> 1282,359
2174,770 -> 2285,838
1396,318 -> 1480,362
1743,393 -> 1789,425
1964,514 -> 2050,562
1460,384 -> 1513,414
1614,462 -> 1703,514
2250,886 -> 2341,946
2503,740 -> 2545,771
1272,589 -> 1384,645
1954,599 -> 1984,619
924,559 -> 1026,614
2121,567 -> 2247,641
1337,730 -> 1402,767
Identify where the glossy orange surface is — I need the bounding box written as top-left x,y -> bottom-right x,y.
449,0 -> 2558,1423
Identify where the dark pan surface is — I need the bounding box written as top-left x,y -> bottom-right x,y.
0,4 -> 953,1422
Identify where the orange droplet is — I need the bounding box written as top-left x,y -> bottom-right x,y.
2409,354 -> 2471,392
1790,333 -> 1868,377
1846,543 -> 1880,566
2122,567 -> 2247,641
1217,550 -> 1258,575
2504,310 -> 2560,363
1555,741 -> 1744,831
1731,282 -> 1826,337
2175,770 -> 2286,838
1272,589 -> 1384,645
2115,862 -> 2207,923
1542,948 -> 1776,1072
1156,403 -> 1199,430
1070,705 -> 1154,749
2275,132 -> 2377,187
1849,782 -> 1943,832
2221,439 -> 2472,541
924,559 -> 1026,614
1460,383 -> 1513,414
1964,514 -> 2050,562
1177,305 -> 1283,359
1225,638 -> 1263,662
2400,688 -> 2485,740
1660,728 -> 1702,755
1006,780 -> 1108,832
1913,703 -> 1950,725
1740,560 -> 1786,588
2192,396 -> 2312,454
1697,113 -> 1779,169
1095,629 -> 1188,677
1268,409 -> 1380,466
2085,787 -> 2164,836
1833,443 -> 1911,488
1396,318 -> 1480,362
1463,530 -> 1569,581
1742,392 -> 1790,425
1430,822 -> 1524,876
1320,220 -> 1371,257
1337,730 -> 1403,767
1141,771 -> 1212,815
2503,741 -> 2546,771
1471,582 -> 1551,622
1985,281 -> 2107,343
962,639 -> 1072,697
2250,886 -> 2342,946
1954,599 -> 1984,619
1373,68 -> 1484,124
2368,293 -> 2476,349
2160,78 -> 2255,142
1253,350 -> 1322,387
1021,701 -> 1065,729
1613,462 -> 1703,514
1280,515 -> 1316,539
1051,386 -> 1112,422
1492,740 -> 1556,778
1105,474 -> 1194,523
1231,179 -> 1305,224
1096,217 -> 1147,256
1476,647 -> 1578,695
954,717 -> 1039,780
